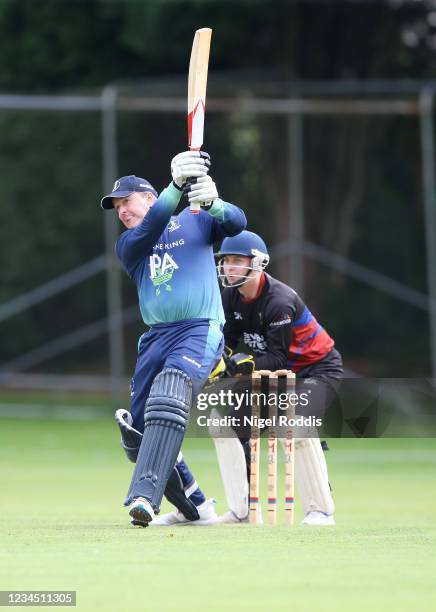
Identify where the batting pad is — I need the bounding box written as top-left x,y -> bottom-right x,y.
165,465 -> 200,521
210,408 -> 249,519
124,368 -> 192,512
285,434 -> 335,516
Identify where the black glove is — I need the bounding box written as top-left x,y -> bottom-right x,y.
225,352 -> 255,377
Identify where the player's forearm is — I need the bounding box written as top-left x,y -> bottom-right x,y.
255,322 -> 294,371
254,351 -> 289,371
208,199 -> 247,235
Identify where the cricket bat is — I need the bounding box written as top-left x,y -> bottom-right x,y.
187,27 -> 212,214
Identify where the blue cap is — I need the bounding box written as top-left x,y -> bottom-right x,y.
101,175 -> 158,209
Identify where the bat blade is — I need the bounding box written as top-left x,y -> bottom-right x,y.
188,27 -> 212,151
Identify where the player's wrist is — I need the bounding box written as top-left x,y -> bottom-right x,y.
172,180 -> 184,191
206,198 -> 224,218
166,181 -> 185,203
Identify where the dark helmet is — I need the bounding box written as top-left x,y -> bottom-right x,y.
215,230 -> 270,287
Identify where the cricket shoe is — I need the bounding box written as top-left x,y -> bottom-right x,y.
129,497 -> 155,527
215,510 -> 249,524
151,498 -> 218,526
301,511 -> 335,526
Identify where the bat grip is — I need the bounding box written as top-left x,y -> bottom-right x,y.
188,143 -> 202,214
185,177 -> 200,215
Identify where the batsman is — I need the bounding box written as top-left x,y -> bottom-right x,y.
100,152 -> 246,527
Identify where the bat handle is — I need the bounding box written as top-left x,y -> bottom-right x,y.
189,145 -> 202,215
184,178 -> 200,214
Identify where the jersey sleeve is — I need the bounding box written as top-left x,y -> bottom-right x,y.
115,182 -> 182,276
254,302 -> 296,371
206,199 -> 247,242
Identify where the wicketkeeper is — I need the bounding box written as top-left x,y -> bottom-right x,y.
211,230 -> 343,525
101,151 -> 246,527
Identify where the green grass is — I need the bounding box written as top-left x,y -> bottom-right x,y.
0,418 -> 435,611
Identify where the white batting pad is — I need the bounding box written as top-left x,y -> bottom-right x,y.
284,434 -> 335,516
210,409 -> 248,519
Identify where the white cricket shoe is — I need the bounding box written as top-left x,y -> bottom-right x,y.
216,505 -> 264,525
129,497 -> 155,527
301,511 -> 335,526
215,510 -> 249,524
151,498 -> 218,526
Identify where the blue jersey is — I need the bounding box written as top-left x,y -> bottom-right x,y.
116,182 -> 246,327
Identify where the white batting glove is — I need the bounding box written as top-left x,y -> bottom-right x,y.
171,150 -> 211,188
187,175 -> 219,208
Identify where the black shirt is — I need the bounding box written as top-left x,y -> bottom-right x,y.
222,273 -> 337,373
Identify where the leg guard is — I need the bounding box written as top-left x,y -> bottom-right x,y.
165,461 -> 200,521
291,434 -> 335,516
125,368 -> 192,512
241,439 -> 251,481
174,454 -> 206,507
116,410 -> 200,518
115,409 -> 142,463
210,409 -> 248,519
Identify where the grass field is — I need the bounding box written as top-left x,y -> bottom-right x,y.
1,416 -> 435,611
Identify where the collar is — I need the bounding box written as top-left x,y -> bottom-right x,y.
240,272 -> 266,303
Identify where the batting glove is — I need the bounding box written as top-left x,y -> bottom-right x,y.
186,175 -> 218,209
171,150 -> 211,189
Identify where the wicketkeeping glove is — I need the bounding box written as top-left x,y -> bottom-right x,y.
208,357 -> 226,383
225,352 -> 255,377
171,150 -> 211,188
186,175 -> 219,209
